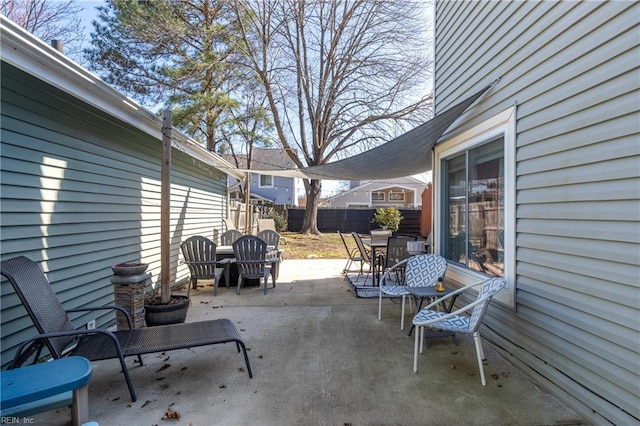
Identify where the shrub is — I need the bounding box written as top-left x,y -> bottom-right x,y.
371,207 -> 403,232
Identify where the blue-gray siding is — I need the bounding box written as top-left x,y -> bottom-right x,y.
1,62 -> 228,366
435,1 -> 639,424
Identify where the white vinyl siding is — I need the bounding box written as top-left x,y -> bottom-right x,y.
434,1 -> 639,424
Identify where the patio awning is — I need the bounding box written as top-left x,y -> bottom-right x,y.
244,84 -> 492,181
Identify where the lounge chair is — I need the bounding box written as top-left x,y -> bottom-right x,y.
0,256 -> 253,403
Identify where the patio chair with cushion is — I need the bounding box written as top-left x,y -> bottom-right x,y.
232,235 -> 276,295
378,254 -> 447,330
0,256 -> 253,403
412,277 -> 507,385
180,235 -> 231,296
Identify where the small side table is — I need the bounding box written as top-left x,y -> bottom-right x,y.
406,286 -> 459,346
1,356 -> 92,426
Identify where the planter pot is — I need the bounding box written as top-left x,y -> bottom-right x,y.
112,262 -> 148,276
144,295 -> 189,326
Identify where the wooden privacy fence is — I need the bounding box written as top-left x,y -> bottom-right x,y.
286,208 -> 423,235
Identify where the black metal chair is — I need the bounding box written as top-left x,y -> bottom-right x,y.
383,235 -> 418,283
0,256 -> 253,403
180,235 -> 231,296
351,232 -> 383,284
337,230 -> 363,278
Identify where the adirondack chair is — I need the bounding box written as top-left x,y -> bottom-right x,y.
220,229 -> 243,246
232,235 -> 276,295
180,235 -> 231,296
257,230 -> 284,277
0,256 -> 253,403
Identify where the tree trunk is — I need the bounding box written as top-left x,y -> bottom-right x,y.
301,179 -> 322,234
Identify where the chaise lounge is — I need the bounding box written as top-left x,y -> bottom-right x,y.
1,256 -> 253,402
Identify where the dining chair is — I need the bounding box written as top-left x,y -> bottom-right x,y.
232,235 -> 276,295
383,235 -> 418,281
351,232 -> 382,284
338,230 -> 363,278
412,277 -> 506,385
378,254 -> 447,330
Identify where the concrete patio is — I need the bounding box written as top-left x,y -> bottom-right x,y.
33,259 -> 585,426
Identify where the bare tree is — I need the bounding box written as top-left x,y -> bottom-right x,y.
1,0 -> 85,62
234,0 -> 433,234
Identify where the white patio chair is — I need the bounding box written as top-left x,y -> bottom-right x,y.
378,254 -> 447,330
412,277 -> 506,385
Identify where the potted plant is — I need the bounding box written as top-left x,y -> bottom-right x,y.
143,291 -> 190,326
371,207 -> 403,232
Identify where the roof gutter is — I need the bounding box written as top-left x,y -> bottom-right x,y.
0,16 -> 244,180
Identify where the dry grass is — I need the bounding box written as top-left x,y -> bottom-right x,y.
280,231 -> 346,259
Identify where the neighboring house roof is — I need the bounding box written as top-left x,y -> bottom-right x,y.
224,149 -> 297,172
0,16 -> 243,180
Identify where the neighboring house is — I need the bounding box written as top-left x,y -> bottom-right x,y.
0,18 -> 243,366
431,2 -> 638,424
322,177 -> 427,208
225,149 -> 299,206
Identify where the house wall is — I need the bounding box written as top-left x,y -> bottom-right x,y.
250,173 -> 297,206
0,63 -> 229,366
434,1 -> 639,424
326,179 -> 426,208
228,173 -> 297,206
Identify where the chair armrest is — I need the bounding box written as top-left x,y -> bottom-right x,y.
419,281 -> 483,311
380,259 -> 410,285
414,295 -> 489,327
66,305 -> 133,330
10,328 -> 124,369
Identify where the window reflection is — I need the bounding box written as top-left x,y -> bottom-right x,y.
443,137 -> 504,277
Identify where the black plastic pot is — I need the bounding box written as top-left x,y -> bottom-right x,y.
144,295 -> 189,326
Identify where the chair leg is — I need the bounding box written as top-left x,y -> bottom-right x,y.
378,288 -> 383,321
236,276 -> 243,295
263,274 -> 268,295
213,275 -> 219,296
400,294 -> 406,330
473,332 -> 487,386
413,325 -> 420,373
224,263 -> 230,289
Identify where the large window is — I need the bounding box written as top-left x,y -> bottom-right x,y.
434,106 -> 515,308
443,138 -> 504,277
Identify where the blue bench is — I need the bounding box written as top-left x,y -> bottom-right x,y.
1,356 -> 92,426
